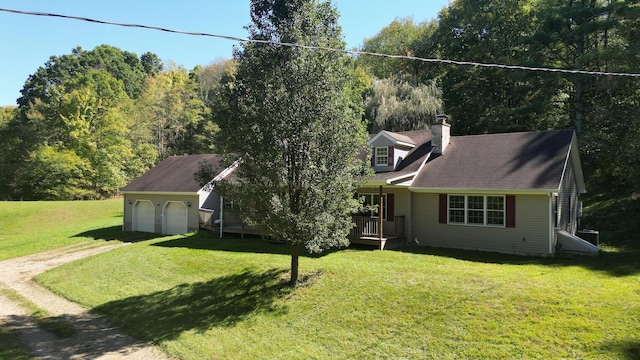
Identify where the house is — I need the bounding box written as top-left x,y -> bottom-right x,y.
121,154 -> 224,235
121,116 -> 595,256
354,115 -> 595,256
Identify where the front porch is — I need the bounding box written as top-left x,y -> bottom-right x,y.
349,215 -> 405,250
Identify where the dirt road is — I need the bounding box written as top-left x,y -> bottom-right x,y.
0,243 -> 170,359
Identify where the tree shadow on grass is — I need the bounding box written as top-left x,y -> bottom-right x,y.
93,268 -> 290,343
601,341 -> 640,360
72,226 -> 171,243
394,245 -> 640,277
153,233 -> 341,258
153,234 -> 290,255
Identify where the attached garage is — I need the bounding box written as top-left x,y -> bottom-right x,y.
121,154 -> 228,234
163,201 -> 188,235
132,200 -> 155,233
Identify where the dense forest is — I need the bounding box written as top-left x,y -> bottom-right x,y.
1,0 -> 639,223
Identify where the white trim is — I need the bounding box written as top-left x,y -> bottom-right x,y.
132,200 -> 155,233
214,160 -> 240,181
375,147 -> 389,166
558,133 -> 586,194
367,131 -> 416,148
387,172 -> 418,185
409,187 -> 553,195
392,140 -> 416,148
357,193 -> 388,221
162,201 -> 188,235
447,194 -> 506,228
122,191 -> 198,196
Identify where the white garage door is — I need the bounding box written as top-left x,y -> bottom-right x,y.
164,202 -> 188,235
133,200 -> 155,233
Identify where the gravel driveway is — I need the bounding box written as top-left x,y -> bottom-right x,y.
0,243 -> 170,359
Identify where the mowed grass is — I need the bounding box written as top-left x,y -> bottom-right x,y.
0,199 -> 124,260
22,201 -> 638,359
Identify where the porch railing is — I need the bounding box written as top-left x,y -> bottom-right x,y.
350,215 -> 405,239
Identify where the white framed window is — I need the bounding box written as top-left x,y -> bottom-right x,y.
359,193 -> 387,221
448,195 -> 504,227
375,147 -> 388,166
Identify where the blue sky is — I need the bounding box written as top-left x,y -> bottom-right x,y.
0,1 -> 450,106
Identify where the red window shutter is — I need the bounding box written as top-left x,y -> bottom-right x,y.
439,194 -> 447,224
371,148 -> 375,167
388,146 -> 394,166
387,193 -> 394,219
506,195 -> 516,228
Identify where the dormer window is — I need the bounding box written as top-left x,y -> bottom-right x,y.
375,147 -> 388,166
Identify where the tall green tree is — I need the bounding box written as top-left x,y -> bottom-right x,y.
436,0 -> 564,134
214,0 -> 369,285
358,17 -> 438,83
135,67 -> 208,158
18,45 -> 153,109
191,58 -> 237,106
364,75 -> 443,133
13,70 -> 146,199
0,106 -> 19,199
530,0 -> 640,192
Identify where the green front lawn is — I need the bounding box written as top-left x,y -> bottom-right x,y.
1,199 -> 638,359
37,232 -> 640,359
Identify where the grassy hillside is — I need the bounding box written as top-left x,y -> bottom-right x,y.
0,199 -> 123,260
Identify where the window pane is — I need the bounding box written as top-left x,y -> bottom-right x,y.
468,210 -> 484,224
376,147 -> 388,166
487,196 -> 504,210
372,195 -> 380,217
450,209 -> 465,223
449,195 -> 465,209
487,211 -> 504,225
468,196 -> 484,209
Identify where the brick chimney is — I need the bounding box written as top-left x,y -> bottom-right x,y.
431,114 -> 451,155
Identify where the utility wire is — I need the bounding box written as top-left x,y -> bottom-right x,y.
2,7 -> 640,78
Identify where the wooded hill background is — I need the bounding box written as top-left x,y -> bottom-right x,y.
0,0 -> 638,244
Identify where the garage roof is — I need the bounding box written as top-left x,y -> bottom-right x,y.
121,154 -> 221,193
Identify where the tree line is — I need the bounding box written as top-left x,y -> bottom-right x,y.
1,0 -> 639,201
0,45 -> 233,200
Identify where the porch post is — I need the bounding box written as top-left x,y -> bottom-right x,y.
219,195 -> 224,238
379,185 -> 383,241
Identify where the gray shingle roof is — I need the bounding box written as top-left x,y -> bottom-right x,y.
412,129 -> 575,191
382,130 -> 416,146
121,154 -> 221,193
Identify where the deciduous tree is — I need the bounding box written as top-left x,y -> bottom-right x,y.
213,0 -> 369,285
364,76 -> 443,133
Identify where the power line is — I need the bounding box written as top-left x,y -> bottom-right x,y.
2,7 -> 640,78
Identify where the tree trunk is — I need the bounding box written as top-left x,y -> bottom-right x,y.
290,242 -> 300,286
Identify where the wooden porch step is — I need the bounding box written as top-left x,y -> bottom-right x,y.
349,236 -> 405,250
